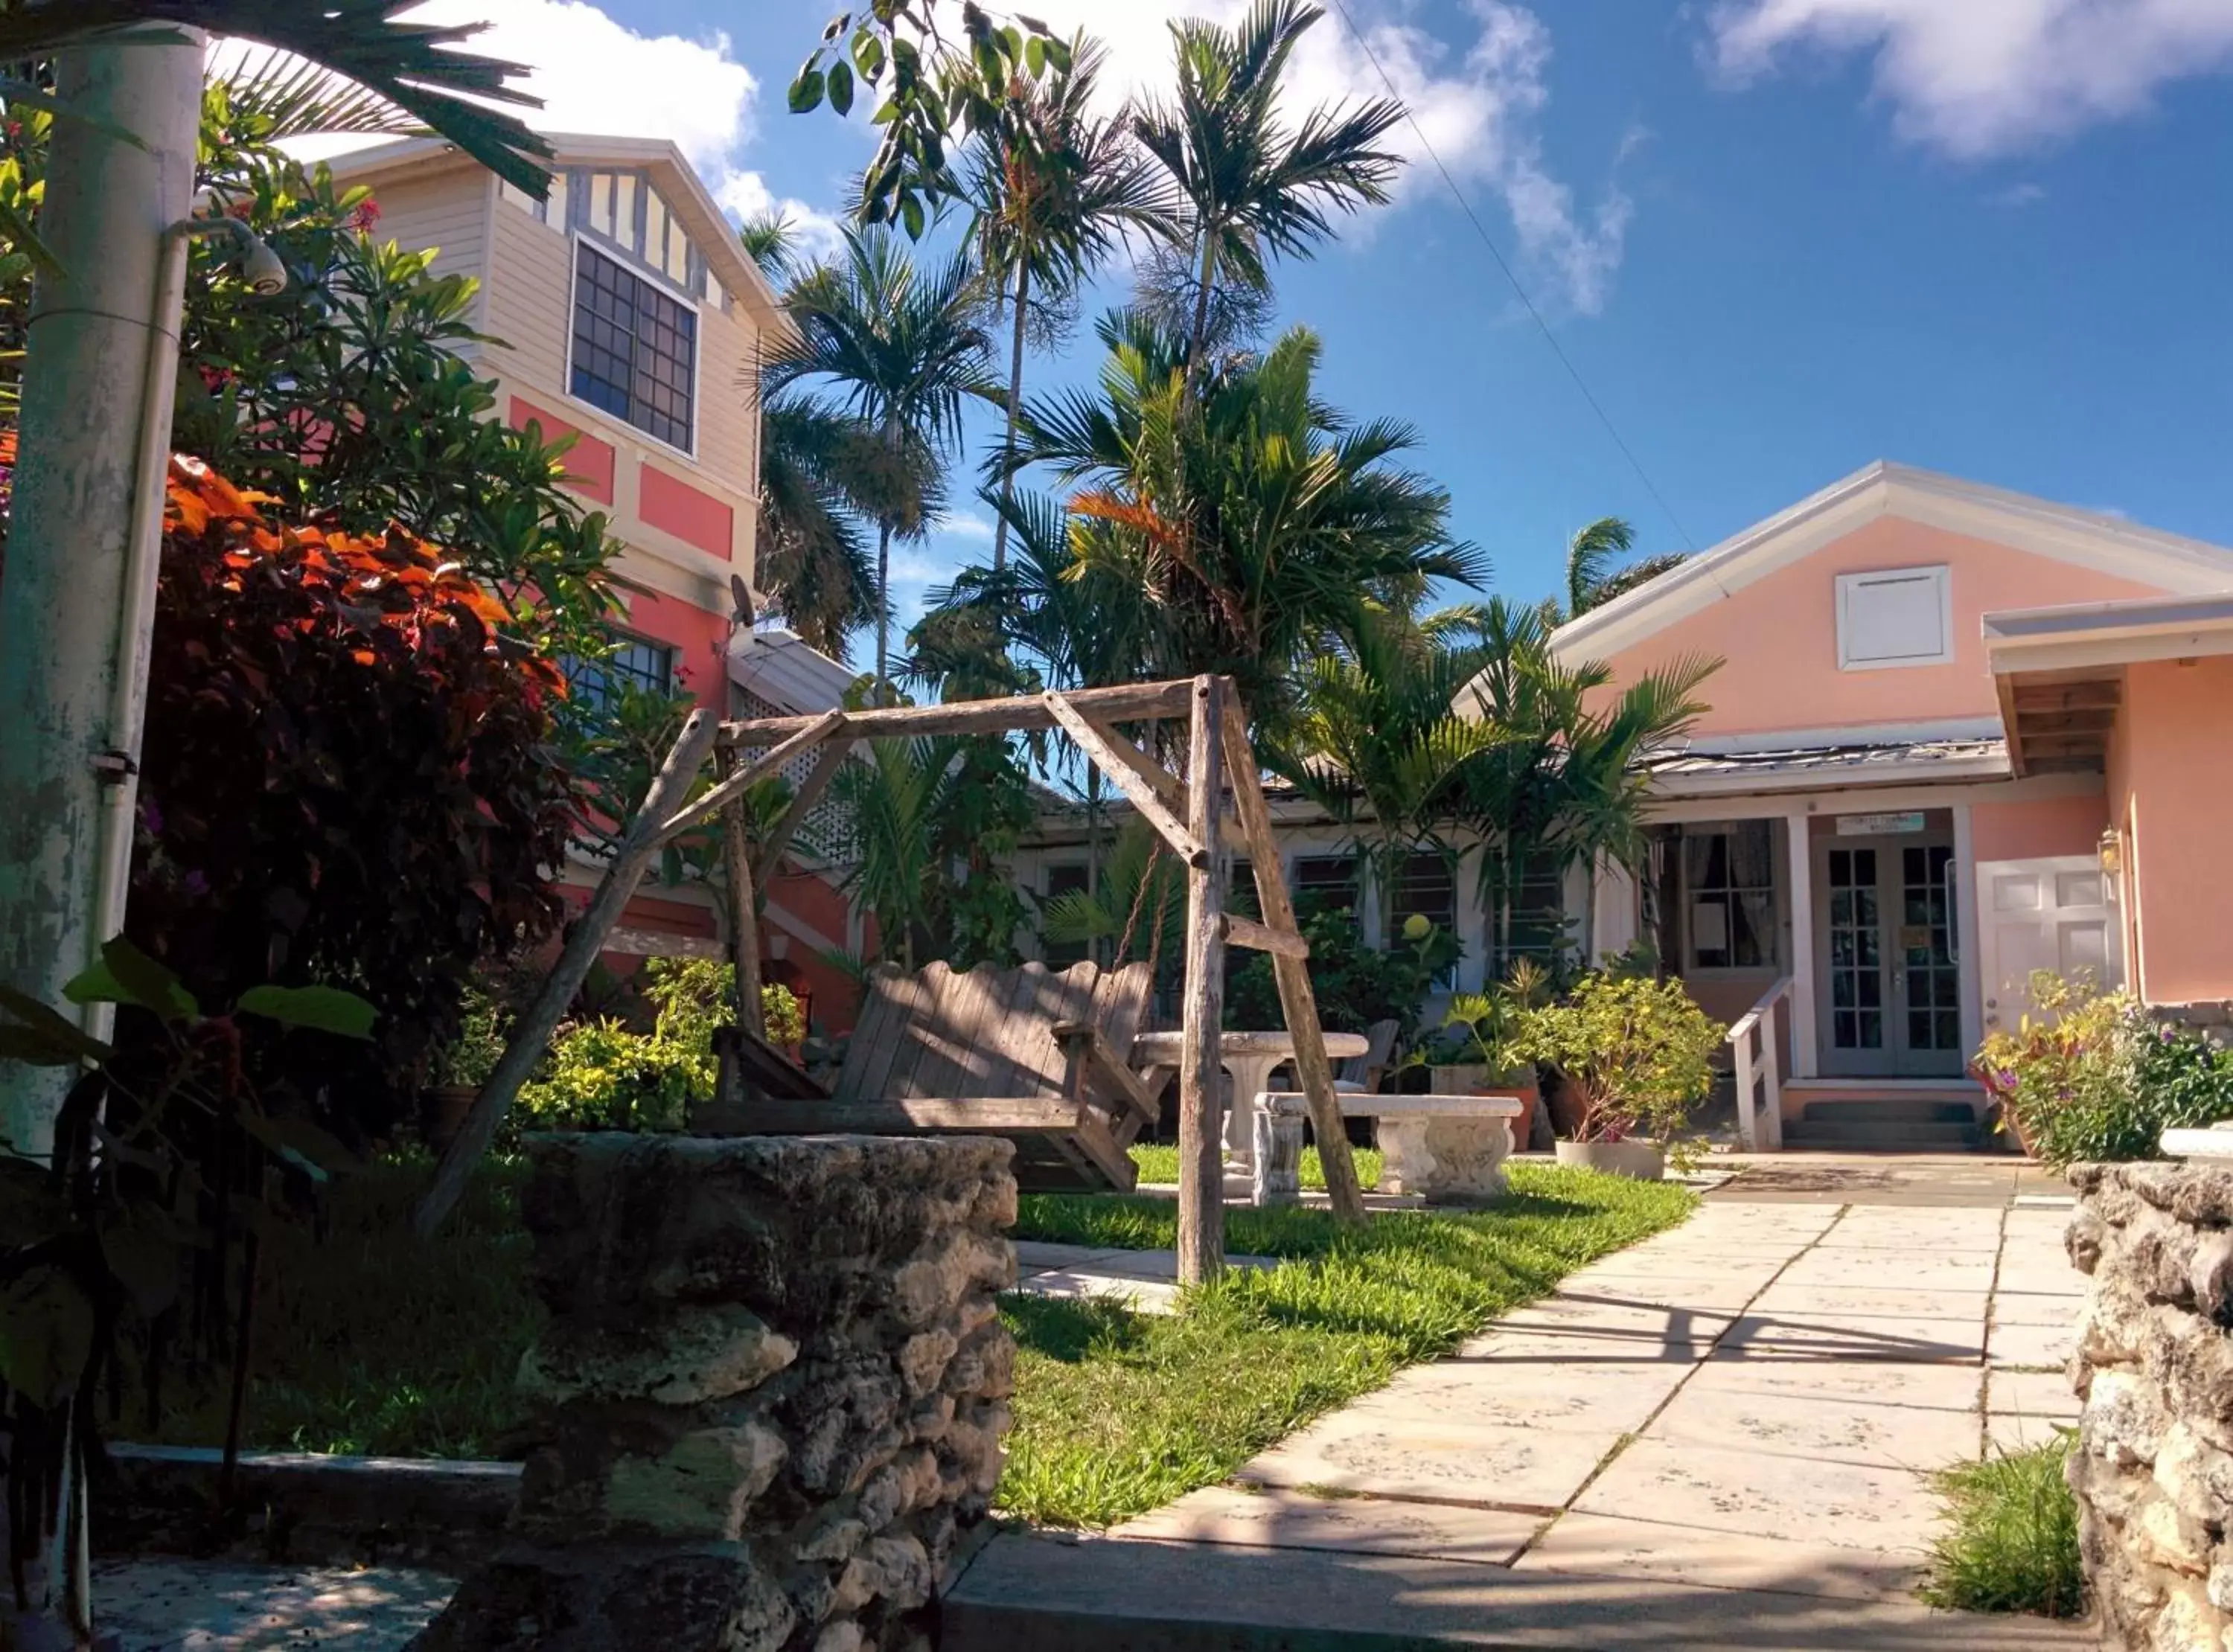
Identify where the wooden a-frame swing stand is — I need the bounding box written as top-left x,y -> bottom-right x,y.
413,673 -> 1367,1278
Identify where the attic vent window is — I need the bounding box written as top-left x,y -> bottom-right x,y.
1837,566 -> 1952,670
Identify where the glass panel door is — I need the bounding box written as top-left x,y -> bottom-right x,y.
1897,843 -> 1965,1075
1815,832 -> 1966,1077
1822,846 -> 1884,1073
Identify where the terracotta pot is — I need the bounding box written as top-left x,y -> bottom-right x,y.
1471,1083 -> 1539,1153
420,1083 -> 479,1153
1555,1137 -> 1667,1181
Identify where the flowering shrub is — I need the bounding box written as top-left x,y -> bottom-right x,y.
1521,973 -> 1723,1156
132,456 -> 582,1129
1977,971 -> 2233,1165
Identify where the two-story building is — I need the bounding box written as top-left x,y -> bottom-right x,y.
328,134 -> 863,1027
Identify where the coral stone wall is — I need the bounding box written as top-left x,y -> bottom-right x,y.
2068,1160 -> 2233,1648
414,1133 -> 1018,1652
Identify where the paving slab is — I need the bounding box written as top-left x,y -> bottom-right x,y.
1774,1249 -> 1999,1291
1575,1438 -> 1941,1550
1987,1411 -> 2080,1453
1648,1382 -> 1981,1470
1345,1357 -> 1687,1435
1717,1310 -> 1987,1364
1115,1484 -> 1540,1564
1990,1289 -> 2086,1325
1988,1368 -> 2082,1419
942,1529 -> 2092,1649
1009,1267 -> 1181,1313
1747,1283 -> 1991,1323
1686,1354 -> 1986,1412
1456,1323 -> 1722,1366
1550,1271 -> 1774,1312
91,1560 -> 452,1651
1987,1319 -> 2075,1370
1235,1409 -> 1622,1514
1488,1298 -> 1737,1351
1513,1510 -> 1927,1603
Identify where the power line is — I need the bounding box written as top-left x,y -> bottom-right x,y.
1329,0 -> 1697,552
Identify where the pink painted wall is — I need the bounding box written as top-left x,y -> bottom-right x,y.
639,464 -> 737,560
622,586 -> 730,712
1595,517 -> 2170,737
2117,656 -> 2233,1004
1971,794 -> 2109,862
508,395 -> 616,505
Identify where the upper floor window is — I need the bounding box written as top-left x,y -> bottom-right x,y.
1837,566 -> 1952,670
565,633 -> 676,712
572,243 -> 696,451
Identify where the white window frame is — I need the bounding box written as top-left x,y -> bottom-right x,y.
563,234 -> 704,461
1836,565 -> 1954,672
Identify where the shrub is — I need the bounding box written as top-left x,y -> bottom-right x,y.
1521,973 -> 1723,1150
1227,900 -> 1458,1044
1978,971 -> 2233,1166
1920,1435 -> 2084,1618
132,459 -> 581,1134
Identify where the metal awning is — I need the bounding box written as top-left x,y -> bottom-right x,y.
1638,737 -> 2010,797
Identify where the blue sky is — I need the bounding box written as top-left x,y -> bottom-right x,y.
400,1 -> 2233,668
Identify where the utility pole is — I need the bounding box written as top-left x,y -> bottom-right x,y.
0,35 -> 202,1169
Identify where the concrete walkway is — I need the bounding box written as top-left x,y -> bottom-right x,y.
1009,1239 -> 1278,1314
948,1159 -> 2095,1648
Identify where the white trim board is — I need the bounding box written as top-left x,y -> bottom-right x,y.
1517,461 -> 2233,677
1641,770 -> 2104,825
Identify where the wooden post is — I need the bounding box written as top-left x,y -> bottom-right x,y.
1220,695 -> 1368,1224
1177,675 -> 1229,1285
716,748 -> 766,1041
414,708 -> 722,1237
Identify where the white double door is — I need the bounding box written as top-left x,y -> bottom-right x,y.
1974,855 -> 2121,1033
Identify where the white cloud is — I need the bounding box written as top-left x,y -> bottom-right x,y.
983,0 -> 1633,314
1992,179 -> 2048,207
1707,0 -> 2233,159
941,511 -> 997,541
225,1 -> 841,246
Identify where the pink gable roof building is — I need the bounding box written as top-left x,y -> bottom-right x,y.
1516,461 -> 2233,1150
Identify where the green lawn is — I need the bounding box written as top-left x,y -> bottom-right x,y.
153,1150 -> 1693,1538
1001,1162 -> 1694,1527
1128,1142 -> 1383,1190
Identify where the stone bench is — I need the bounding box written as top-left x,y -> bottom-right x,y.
1252,1092 -> 1524,1207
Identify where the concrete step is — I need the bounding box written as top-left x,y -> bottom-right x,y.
942,1529 -> 2087,1649
1798,1098 -> 1977,1125
1782,1119 -> 1990,1151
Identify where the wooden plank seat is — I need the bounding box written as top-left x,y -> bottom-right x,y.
695,960 -> 1158,1193
1258,1091 -> 1524,1206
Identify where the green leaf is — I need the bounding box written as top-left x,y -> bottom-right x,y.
854,33 -> 886,82
1025,36 -> 1047,77
0,985 -> 111,1064
239,1112 -> 361,1179
821,10 -> 852,44
0,1267 -> 95,1409
237,985 -> 378,1040
788,65 -> 827,114
63,937 -> 199,1021
900,192 -> 927,240
1044,35 -> 1073,74
828,61 -> 855,117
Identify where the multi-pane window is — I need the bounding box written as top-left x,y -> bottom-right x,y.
1484,849 -> 1568,975
1393,853 -> 1457,984
1684,822 -> 1778,970
1042,863 -> 1091,968
565,634 -> 676,713
1293,854 -> 1361,914
572,243 -> 696,449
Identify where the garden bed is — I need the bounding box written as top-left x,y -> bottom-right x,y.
142,1152 -> 1692,1535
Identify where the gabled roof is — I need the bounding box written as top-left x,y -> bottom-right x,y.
1546,461 -> 2233,666
324,132 -> 788,339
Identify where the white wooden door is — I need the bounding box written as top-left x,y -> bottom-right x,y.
1975,856 -> 2121,1034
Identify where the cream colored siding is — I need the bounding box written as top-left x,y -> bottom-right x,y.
697,298 -> 762,502
482,198 -> 575,394
364,170 -> 491,338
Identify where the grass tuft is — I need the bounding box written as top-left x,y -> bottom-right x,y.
1001,1162 -> 1693,1528
1920,1433 -> 2086,1619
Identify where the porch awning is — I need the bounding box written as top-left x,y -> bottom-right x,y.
1984,592 -> 2233,777
1639,737 -> 2010,796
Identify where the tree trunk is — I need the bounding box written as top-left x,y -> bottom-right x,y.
991,262 -> 1029,575
874,516 -> 893,697
1187,232 -> 1219,369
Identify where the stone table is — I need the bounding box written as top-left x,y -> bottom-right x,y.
1132,1028 -> 1368,1186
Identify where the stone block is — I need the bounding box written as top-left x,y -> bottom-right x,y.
413,1542 -> 796,1651
517,1304 -> 797,1409
603,1424 -> 788,1541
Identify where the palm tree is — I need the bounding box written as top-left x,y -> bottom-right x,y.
962,36 -> 1173,572
1131,0 -> 1403,365
1277,612 -> 1512,941
1013,311 -> 1488,726
1549,516 -> 1690,624
767,229 -> 1000,691
1456,599 -> 1716,970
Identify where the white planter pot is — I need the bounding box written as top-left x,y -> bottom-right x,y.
1555,1138 -> 1667,1182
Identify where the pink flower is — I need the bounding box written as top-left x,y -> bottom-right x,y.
349,197 -> 382,234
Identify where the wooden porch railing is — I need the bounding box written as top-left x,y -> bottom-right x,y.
1728,976 -> 1794,1151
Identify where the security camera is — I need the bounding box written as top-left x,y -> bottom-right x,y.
240,236 -> 288,297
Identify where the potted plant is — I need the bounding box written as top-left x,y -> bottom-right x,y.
423,984 -> 508,1151
1442,959 -> 1553,1149
1520,972 -> 1722,1179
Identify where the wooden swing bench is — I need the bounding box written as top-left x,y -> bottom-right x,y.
694,958 -> 1160,1193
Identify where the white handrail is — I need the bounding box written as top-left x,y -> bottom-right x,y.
1728,976 -> 1795,1151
